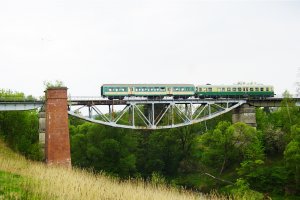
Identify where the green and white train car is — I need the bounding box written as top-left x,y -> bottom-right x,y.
101,84 -> 195,100
195,84 -> 274,98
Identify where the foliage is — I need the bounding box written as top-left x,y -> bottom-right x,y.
198,121 -> 264,176
0,90 -> 42,160
0,138 -> 213,200
43,80 -> 65,89
70,122 -> 138,177
237,160 -> 288,194
284,125 -> 300,194
225,178 -> 264,200
150,172 -> 167,186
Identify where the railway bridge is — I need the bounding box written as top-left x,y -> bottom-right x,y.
0,87 -> 299,167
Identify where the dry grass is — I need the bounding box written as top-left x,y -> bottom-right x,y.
0,140 -> 226,200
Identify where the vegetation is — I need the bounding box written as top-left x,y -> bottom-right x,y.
0,170 -> 36,200
1,88 -> 300,199
0,139 -> 222,200
43,80 -> 65,88
0,90 -> 42,160
69,91 -> 300,198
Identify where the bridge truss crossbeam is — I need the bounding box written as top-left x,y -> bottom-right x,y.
68,99 -> 247,130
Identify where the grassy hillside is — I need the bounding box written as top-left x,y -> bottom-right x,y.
0,139 -> 226,200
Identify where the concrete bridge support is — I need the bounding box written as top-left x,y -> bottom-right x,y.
232,104 -> 257,127
38,111 -> 46,159
45,87 -> 71,167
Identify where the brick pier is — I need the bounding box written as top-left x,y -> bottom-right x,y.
45,87 -> 71,167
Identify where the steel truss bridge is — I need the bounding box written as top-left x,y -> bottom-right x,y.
0,97 -> 299,130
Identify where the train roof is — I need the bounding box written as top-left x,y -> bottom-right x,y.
102,84 -> 195,87
196,84 -> 274,87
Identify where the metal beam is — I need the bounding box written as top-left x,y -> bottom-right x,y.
0,102 -> 44,111
68,99 -> 247,130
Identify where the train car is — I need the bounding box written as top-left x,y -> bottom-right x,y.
101,84 -> 195,100
195,84 -> 274,98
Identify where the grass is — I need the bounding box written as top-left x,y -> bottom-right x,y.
0,170 -> 33,200
0,140 -> 228,200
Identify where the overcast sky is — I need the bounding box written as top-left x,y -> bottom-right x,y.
1,0 -> 299,97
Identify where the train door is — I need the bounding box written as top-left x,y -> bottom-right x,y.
129,87 -> 133,96
167,87 -> 172,95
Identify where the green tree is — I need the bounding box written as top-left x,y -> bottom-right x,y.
70,123 -> 138,178
199,122 -> 264,175
284,125 -> 300,194
0,89 -> 42,160
199,121 -> 238,175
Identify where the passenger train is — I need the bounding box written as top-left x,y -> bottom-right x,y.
101,83 -> 274,100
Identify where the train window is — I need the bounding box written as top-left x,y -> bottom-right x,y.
238,88 -> 242,91
266,88 -> 269,91
250,88 -> 254,92
199,88 -> 202,92
243,88 -> 246,91
227,88 -> 231,91
233,88 -> 236,92
255,88 -> 259,91
108,89 -> 112,92
116,89 -> 119,92
181,88 -> 184,91
222,88 -> 225,92
208,88 -> 212,92
260,88 -> 264,91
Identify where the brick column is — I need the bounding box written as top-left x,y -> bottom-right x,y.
45,87 -> 71,167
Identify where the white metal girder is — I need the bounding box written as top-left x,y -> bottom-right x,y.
68,100 -> 247,130
0,102 -> 43,111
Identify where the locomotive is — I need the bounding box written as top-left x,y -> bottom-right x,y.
101,83 -> 274,100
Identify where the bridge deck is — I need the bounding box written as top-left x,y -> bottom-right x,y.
0,97 -> 299,111
69,97 -> 300,107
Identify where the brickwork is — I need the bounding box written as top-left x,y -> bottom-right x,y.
45,87 -> 71,167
